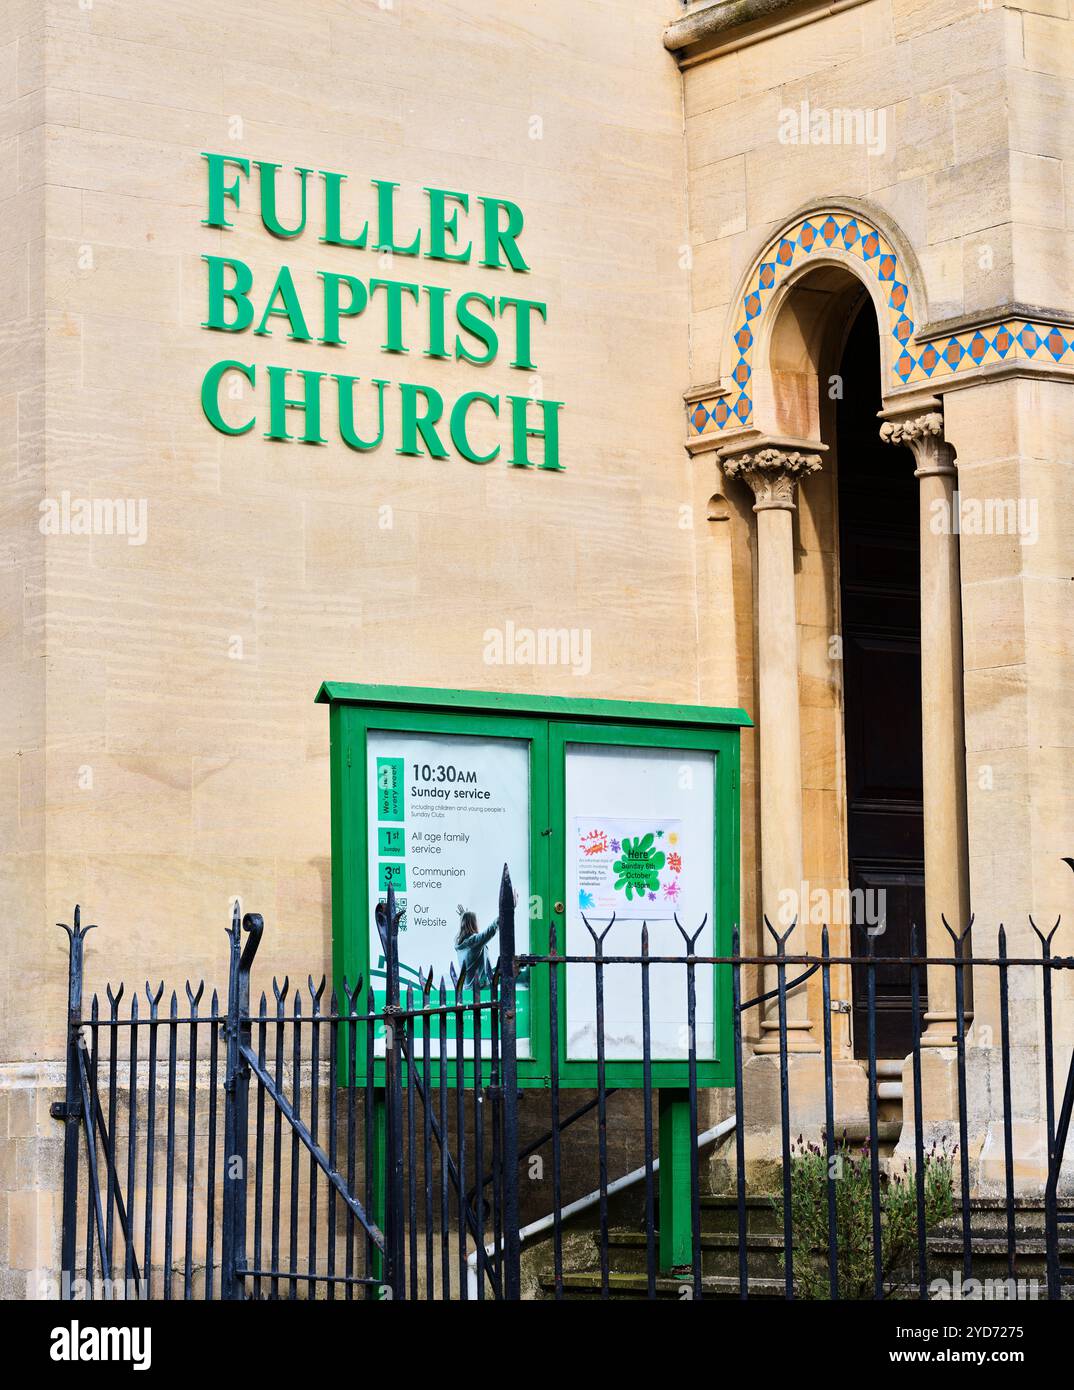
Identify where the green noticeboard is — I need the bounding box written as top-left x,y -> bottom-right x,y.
316,681 -> 750,1088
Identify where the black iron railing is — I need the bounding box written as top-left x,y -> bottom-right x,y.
55,867 -> 1074,1300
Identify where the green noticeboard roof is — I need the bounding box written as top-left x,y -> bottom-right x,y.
314,681 -> 752,729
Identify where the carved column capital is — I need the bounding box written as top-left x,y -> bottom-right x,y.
720,444 -> 824,512
879,410 -> 955,478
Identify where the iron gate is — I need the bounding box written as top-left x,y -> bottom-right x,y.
56,872 -> 521,1301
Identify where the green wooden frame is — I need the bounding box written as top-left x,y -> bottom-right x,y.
317,682 -> 749,1088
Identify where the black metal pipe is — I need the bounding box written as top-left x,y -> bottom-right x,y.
731,928 -> 748,1301
640,924 -> 656,1300
909,924 -> 927,1300
865,929 -> 882,1299
548,920 -> 564,1301
498,865 -> 522,1300
820,926 -> 838,1300
997,926 -> 1016,1279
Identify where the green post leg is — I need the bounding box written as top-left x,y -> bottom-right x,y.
659,1089 -> 693,1274
369,1088 -> 387,1295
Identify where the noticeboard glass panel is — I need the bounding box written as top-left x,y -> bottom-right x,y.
564,742 -> 716,1062
364,727 -> 532,1058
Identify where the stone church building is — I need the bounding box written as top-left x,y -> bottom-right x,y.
0,0 -> 1071,1295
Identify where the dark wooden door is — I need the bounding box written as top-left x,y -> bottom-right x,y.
836,304 -> 925,1058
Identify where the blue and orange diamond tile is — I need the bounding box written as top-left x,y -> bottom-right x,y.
733,361 -> 751,386
1018,324 -> 1040,355
777,238 -> 796,265
714,400 -> 731,427
969,332 -> 989,363
759,263 -> 776,289
735,324 -> 753,352
918,344 -> 940,375
799,221 -> 818,251
942,338 -> 965,368
889,282 -> 908,311
878,254 -> 896,281
745,291 -> 762,320
895,352 -> 915,381
691,404 -> 710,432
1045,327 -> 1068,361
861,231 -> 880,259
894,315 -> 914,344
841,218 -> 860,248
734,394 -> 751,421
992,326 -> 1013,357
820,217 -> 840,245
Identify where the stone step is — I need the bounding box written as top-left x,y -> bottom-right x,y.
606,1228 -> 787,1278
539,1268 -> 1074,1301
696,1194 -> 782,1235
538,1271 -> 787,1300
692,1192 -> 1073,1237
841,1120 -> 903,1144
876,1059 -> 904,1103
601,1225 -> 1074,1282
528,1194 -> 1074,1299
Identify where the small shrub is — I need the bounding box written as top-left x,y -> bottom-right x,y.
772,1133 -> 955,1299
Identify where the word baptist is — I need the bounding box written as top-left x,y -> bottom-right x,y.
198,154 -> 564,469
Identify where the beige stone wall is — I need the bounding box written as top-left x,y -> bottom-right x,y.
681,0 -> 1043,356
945,375 -> 1074,1043
2,0 -> 46,1048
0,0 -> 698,1058
1,0 -> 54,1299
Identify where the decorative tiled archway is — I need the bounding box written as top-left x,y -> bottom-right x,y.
687,208 -> 1073,439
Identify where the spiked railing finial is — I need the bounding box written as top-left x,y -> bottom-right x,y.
58,904 -> 96,945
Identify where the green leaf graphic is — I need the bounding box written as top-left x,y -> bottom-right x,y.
612,834 -> 667,902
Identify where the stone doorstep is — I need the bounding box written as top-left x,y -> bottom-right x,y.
541,1271 -> 787,1298
604,1228 -> 1074,1254
538,1270 -> 1074,1299
602,1228 -> 1072,1251
607,1229 -> 784,1249
699,1194 -> 1074,1209
549,1221 -> 1074,1299
697,1194 -> 1074,1224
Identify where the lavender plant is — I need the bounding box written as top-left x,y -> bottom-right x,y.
774,1132 -> 955,1299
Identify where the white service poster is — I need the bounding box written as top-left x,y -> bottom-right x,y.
365,729 -> 531,1056
565,744 -> 716,1061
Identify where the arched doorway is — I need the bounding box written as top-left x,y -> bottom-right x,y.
716,204 -> 971,1064
835,301 -> 924,1058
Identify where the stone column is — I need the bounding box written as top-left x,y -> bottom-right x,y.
879,406 -> 971,1045
720,440 -> 824,1052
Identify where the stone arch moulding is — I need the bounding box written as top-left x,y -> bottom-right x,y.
684,198 -> 1072,446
